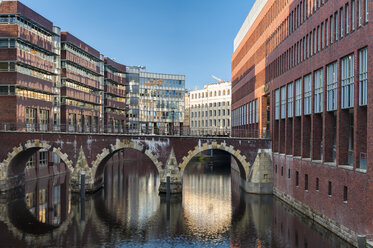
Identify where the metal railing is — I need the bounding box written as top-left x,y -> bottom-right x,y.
0,122 -> 266,138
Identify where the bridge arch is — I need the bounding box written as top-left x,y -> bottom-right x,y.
0,140 -> 73,180
178,141 -> 250,180
91,139 -> 163,183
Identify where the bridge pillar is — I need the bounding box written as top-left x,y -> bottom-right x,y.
159,147 -> 182,194
70,146 -> 98,193
233,149 -> 273,194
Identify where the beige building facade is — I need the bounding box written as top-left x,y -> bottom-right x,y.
189,81 -> 231,136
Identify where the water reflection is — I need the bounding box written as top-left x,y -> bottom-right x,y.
0,157 -> 354,247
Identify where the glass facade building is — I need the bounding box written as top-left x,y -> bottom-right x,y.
139,72 -> 185,135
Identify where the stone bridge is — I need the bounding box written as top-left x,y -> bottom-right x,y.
0,132 -> 272,194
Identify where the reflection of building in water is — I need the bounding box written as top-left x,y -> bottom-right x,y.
104,160 -> 160,229
182,173 -> 232,236
25,175 -> 70,226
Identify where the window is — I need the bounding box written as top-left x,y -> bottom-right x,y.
325,19 -> 329,46
39,109 -> 49,131
331,15 -> 334,43
288,83 -> 294,118
341,54 -> 355,109
39,151 -> 48,167
281,166 -> 283,176
249,102 -> 252,124
316,178 -> 319,191
344,186 -> 348,202
352,0 -> 356,30
327,62 -> 338,111
340,8 -> 344,38
346,4 -> 349,34
295,79 -> 302,116
296,171 -> 299,186
328,181 -> 332,196
359,0 -> 362,26
305,174 -> 308,191
275,89 -> 280,120
304,74 -> 312,115
281,86 -> 286,119
366,0 -> 369,22
26,108 -> 36,130
335,13 -> 339,40
314,69 -> 323,113
359,47 -> 368,106
256,99 -> 259,123
288,168 -> 290,178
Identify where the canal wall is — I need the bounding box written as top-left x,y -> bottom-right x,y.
274,188 -> 359,247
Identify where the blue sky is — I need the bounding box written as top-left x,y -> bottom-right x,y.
21,0 -> 254,90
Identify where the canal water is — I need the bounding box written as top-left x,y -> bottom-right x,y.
0,154 -> 353,247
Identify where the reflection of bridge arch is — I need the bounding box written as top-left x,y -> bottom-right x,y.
0,194 -> 74,244
91,140 -> 163,183
179,142 -> 250,180
0,140 -> 73,181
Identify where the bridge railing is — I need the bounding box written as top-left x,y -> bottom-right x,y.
0,122 -> 267,138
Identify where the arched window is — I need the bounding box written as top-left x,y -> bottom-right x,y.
219,90 -> 221,96
214,91 -> 217,96
209,92 -> 212,97
223,90 -> 226,95
228,89 -> 230,95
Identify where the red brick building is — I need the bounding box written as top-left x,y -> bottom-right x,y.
104,57 -> 126,133
60,32 -> 104,133
0,0 -> 58,131
233,0 -> 373,245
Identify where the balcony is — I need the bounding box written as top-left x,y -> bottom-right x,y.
104,84 -> 125,97
61,87 -> 100,105
62,68 -> 100,89
104,99 -> 126,110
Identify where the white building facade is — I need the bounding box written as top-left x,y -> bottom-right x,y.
189,81 -> 231,136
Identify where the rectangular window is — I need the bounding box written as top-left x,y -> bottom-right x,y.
275,89 -> 280,120
304,74 -> 312,115
366,0 -> 369,22
341,54 -> 355,109
359,0 -> 362,26
335,13 -> 339,40
359,47 -> 368,106
316,178 -> 319,191
344,186 -> 348,202
321,23 -> 324,49
295,79 -> 302,116
340,8 -> 344,37
39,151 -> 48,167
39,109 -> 49,131
352,0 -> 356,30
281,86 -> 286,119
255,99 -> 259,123
346,4 -> 349,34
249,102 -> 252,124
288,168 -> 291,178
296,171 -> 299,186
317,26 -> 321,51
327,62 -> 338,111
288,83 -> 294,118
25,108 -> 36,131
325,19 -> 329,46
314,69 -> 323,113
331,15 -> 334,43
305,174 -> 308,191
328,181 -> 332,196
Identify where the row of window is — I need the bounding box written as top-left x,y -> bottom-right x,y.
0,61 -> 54,82
191,89 -> 231,99
191,101 -> 230,109
232,99 -> 259,127
62,61 -> 101,82
0,85 -> 54,102
267,0 -> 369,83
61,97 -> 101,111
26,151 -> 49,168
274,48 -> 367,120
191,119 -> 230,128
62,42 -> 101,65
191,109 -> 230,118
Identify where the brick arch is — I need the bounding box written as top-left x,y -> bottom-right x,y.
0,139 -> 73,180
178,141 -> 250,180
91,139 -> 163,182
